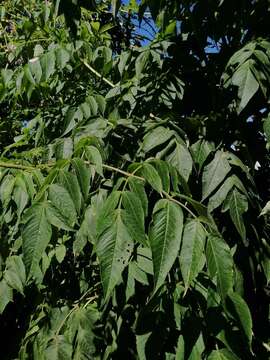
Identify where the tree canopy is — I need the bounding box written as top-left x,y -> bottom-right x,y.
0,0 -> 269,359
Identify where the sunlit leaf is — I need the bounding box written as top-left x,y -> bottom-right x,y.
149,199 -> 183,291
22,202 -> 52,280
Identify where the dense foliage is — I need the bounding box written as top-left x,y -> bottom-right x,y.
0,0 -> 269,358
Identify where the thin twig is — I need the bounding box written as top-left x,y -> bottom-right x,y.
102,163 -> 144,181
0,160 -> 145,181
162,191 -> 197,218
81,59 -> 115,88
0,161 -> 49,171
0,160 -> 198,216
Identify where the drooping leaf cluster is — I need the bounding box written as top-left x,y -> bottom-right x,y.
0,0 -> 269,359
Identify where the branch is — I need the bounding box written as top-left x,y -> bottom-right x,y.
0,160 -> 144,181
81,59 -> 115,88
162,191 -> 197,218
102,163 -> 144,181
0,161 -> 49,171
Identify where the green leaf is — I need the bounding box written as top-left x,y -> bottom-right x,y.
153,160 -> 170,193
55,244 -> 66,264
86,145 -> 103,176
86,96 -> 98,116
175,335 -> 185,360
128,178 -> 148,217
95,95 -> 106,115
227,292 -> 253,348
225,153 -> 254,185
22,203 -> 52,280
180,219 -> 206,291
136,333 -> 151,360
188,333 -> 205,360
55,47 -> 70,70
73,203 -> 99,255
96,209 -> 133,300
137,247 -> 153,275
260,201 -> 270,216
45,336 -> 73,360
40,51 -> 56,81
4,256 -> 26,295
0,174 -> 15,207
149,199 -> 183,291
136,50 -> 150,77
68,306 -> 99,359
0,280 -> 13,314
206,235 -> 234,301
226,189 -> 248,242
263,116 -> 270,145
191,140 -> 214,170
29,58 -> 42,83
231,59 -> 259,113
208,176 -> 235,212
111,0 -> 121,17
122,191 -> 147,246
202,151 -> 231,201
141,162 -> 163,193
46,202 -> 74,231
58,170 -> 82,214
24,64 -> 36,85
208,349 -> 240,360
48,184 -> 77,227
96,191 -> 121,232
141,126 -> 174,153
13,183 -> 29,216
166,142 -> 193,182
55,138 -> 73,160
129,262 -> 149,285
71,158 -> 91,200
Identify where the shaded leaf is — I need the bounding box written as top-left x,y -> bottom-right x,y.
202,151 -> 231,201
71,158 -> 91,200
141,162 -> 163,193
55,244 -> 66,264
191,140 -> 214,170
141,126 -> 174,153
122,191 -> 147,246
180,220 -> 206,291
45,336 -> 73,360
46,202 -> 74,231
206,235 -> 233,301
227,292 -> 253,348
231,59 -> 259,113
4,256 -> 26,295
48,184 -> 77,227
260,200 -> 270,217
40,51 -> 56,81
226,189 -> 248,242
58,170 -> 82,214
128,178 -> 148,217
0,279 -> 13,314
167,142 -> 193,182
86,145 -> 103,176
